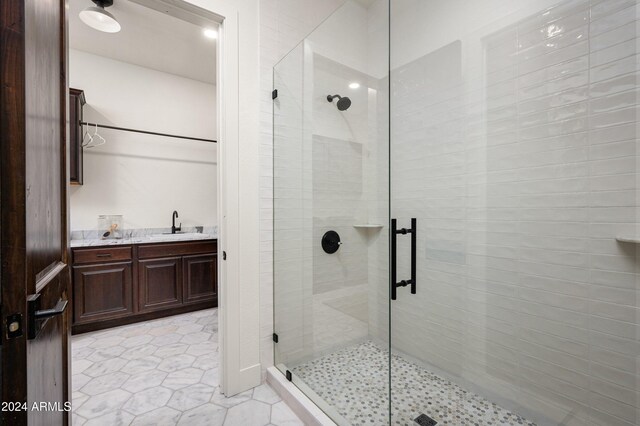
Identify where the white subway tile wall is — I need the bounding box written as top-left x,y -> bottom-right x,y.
390,0 -> 639,424
260,0 -> 347,374
273,2 -> 389,367
265,0 -> 640,425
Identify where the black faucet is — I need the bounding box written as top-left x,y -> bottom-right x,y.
171,210 -> 181,234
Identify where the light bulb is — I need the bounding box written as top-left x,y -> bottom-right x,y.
79,6 -> 121,33
203,28 -> 218,39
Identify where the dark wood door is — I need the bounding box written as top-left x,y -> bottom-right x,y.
183,254 -> 217,304
138,257 -> 183,311
1,0 -> 71,424
73,262 -> 133,323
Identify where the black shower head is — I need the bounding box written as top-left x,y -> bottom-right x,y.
327,94 -> 352,111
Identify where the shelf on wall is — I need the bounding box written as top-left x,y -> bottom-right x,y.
616,236 -> 640,244
353,224 -> 384,229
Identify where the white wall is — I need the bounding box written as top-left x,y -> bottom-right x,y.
69,49 -> 217,231
306,1 -> 369,75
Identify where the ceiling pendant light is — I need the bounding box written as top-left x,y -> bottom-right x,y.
79,0 -> 121,33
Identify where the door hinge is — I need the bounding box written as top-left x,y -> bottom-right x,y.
272,333 -> 278,343
286,370 -> 292,381
272,89 -> 278,99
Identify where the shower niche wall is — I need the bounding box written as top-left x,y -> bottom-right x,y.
274,0 -> 640,425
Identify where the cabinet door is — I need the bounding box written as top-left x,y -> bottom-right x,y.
183,253 -> 217,304
73,262 -> 133,323
139,257 -> 182,312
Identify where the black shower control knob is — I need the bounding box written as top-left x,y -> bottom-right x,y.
321,230 -> 341,254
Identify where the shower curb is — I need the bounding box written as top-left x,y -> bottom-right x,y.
266,366 -> 337,426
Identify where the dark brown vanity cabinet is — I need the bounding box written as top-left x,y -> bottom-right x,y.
71,239 -> 217,334
183,253 -> 218,304
69,88 -> 85,185
138,257 -> 183,312
73,261 -> 134,324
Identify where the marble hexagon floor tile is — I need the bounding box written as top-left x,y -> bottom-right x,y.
72,309 -> 302,425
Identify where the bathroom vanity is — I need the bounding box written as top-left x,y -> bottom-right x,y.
71,237 -> 217,334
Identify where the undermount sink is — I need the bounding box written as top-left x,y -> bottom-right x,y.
148,233 -> 205,240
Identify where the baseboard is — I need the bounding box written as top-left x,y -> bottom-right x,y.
71,301 -> 217,335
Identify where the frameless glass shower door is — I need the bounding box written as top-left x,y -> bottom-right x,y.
275,0 -> 640,425
390,1 -> 640,425
273,1 -> 390,424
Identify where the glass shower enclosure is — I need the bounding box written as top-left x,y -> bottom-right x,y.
273,3 -> 390,422
274,1 -> 640,425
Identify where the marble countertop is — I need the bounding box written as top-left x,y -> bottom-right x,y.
70,226 -> 218,248
71,233 -> 216,248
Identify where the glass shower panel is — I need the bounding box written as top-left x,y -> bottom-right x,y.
390,1 -> 640,425
273,1 -> 390,424
273,42 -> 309,377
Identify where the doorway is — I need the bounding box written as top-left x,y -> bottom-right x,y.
67,0 -> 221,422
1,0 -> 267,422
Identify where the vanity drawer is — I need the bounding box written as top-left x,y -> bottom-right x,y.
73,246 -> 132,264
138,240 -> 217,259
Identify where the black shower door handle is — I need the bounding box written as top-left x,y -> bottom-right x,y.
391,218 -> 417,300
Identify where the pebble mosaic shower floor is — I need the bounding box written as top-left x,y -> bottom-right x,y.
291,340 -> 536,426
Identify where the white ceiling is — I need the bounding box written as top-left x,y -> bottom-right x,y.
69,0 -> 217,84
